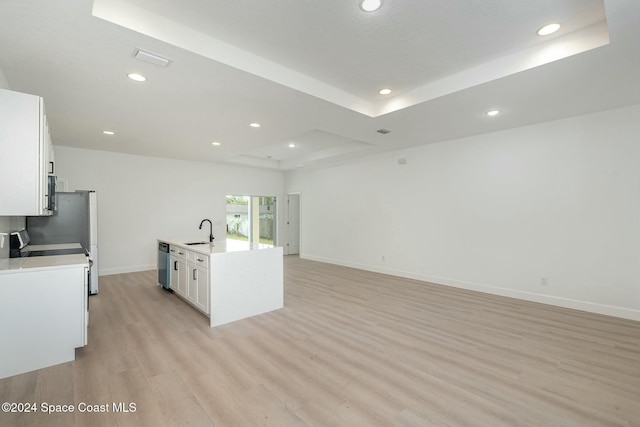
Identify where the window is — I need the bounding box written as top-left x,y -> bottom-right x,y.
226,195 -> 276,250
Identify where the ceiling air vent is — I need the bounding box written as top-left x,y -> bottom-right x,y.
377,129 -> 391,134
133,49 -> 172,68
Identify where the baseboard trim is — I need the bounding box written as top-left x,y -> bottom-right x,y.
300,254 -> 640,322
99,264 -> 155,276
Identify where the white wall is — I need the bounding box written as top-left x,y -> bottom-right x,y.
55,147 -> 285,275
286,104 -> 640,320
0,68 -> 8,90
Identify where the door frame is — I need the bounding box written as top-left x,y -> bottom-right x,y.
285,192 -> 301,255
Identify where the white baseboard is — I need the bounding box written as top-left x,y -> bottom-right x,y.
99,264 -> 155,276
300,254 -> 640,322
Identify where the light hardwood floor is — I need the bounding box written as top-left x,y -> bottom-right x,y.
1,256 -> 639,426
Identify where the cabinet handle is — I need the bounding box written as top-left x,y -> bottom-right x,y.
197,258 -> 204,262
49,161 -> 54,174
193,269 -> 197,280
174,261 -> 178,271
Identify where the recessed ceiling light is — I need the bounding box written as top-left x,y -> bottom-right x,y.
211,141 -> 221,146
537,23 -> 561,36
249,122 -> 261,128
379,88 -> 392,95
127,73 -> 147,82
486,110 -> 500,117
360,0 -> 382,12
288,143 -> 296,148
103,130 -> 115,135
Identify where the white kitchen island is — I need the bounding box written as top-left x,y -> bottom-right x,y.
159,238 -> 283,327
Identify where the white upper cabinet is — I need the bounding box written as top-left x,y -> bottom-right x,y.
0,88 -> 55,216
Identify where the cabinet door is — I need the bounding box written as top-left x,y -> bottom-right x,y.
170,255 -> 187,298
0,89 -> 48,215
187,264 -> 198,304
195,265 -> 209,314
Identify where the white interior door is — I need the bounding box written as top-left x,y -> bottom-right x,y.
287,194 -> 300,255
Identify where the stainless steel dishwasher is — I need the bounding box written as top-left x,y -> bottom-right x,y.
157,241 -> 171,291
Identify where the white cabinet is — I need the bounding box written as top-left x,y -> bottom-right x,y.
169,246 -> 187,299
188,252 -> 209,314
0,263 -> 87,379
170,245 -> 209,315
0,88 -> 55,216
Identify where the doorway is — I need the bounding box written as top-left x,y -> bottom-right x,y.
286,193 -> 300,255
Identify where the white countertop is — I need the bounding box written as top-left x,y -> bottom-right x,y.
26,243 -> 82,251
0,253 -> 89,274
159,238 -> 279,255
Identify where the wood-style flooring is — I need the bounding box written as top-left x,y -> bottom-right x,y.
1,256 -> 639,426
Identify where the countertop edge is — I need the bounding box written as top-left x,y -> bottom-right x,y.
159,238 -> 281,255
0,254 -> 89,274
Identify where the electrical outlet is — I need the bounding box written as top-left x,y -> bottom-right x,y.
540,277 -> 549,286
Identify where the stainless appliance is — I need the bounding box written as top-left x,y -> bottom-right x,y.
26,190 -> 99,294
157,241 -> 171,291
10,230 -> 88,257
46,174 -> 57,212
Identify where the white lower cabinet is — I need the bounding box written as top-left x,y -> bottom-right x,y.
0,264 -> 87,379
169,247 -> 187,299
189,252 -> 209,314
170,246 -> 209,315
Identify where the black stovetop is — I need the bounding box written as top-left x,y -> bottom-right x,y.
25,248 -> 88,257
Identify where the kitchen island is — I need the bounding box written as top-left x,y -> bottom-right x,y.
159,238 -> 283,327
0,253 -> 89,379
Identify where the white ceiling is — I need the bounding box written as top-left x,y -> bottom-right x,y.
1,0 -> 639,170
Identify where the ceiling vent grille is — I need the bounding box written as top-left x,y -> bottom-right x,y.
133,49 -> 172,68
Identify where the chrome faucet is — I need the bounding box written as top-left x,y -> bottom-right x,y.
199,219 -> 214,242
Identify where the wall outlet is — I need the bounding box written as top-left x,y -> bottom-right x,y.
540,277 -> 549,286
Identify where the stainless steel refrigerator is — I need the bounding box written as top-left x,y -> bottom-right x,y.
27,190 -> 99,294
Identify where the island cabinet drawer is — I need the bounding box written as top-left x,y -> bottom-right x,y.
188,251 -> 209,268
169,246 -> 187,259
